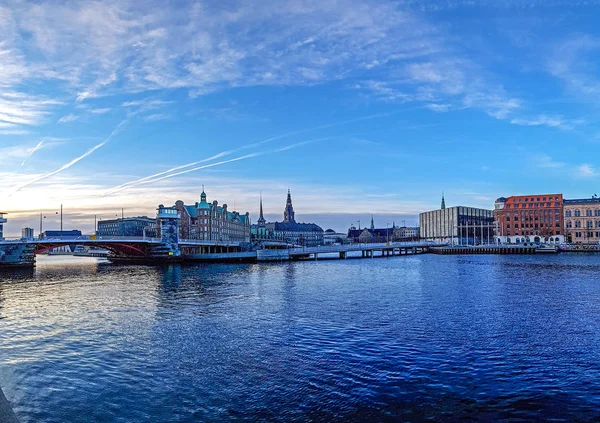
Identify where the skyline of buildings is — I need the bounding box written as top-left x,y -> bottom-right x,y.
7,186 -> 600,246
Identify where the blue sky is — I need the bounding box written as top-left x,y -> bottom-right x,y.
2,0 -> 600,236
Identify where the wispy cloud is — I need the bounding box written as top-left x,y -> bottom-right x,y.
144,113 -> 171,121
577,164 -> 597,178
548,35 -> 600,98
536,155 -> 565,169
57,113 -> 79,124
90,108 -> 111,114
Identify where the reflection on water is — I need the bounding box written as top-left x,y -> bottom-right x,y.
2,254 -> 600,421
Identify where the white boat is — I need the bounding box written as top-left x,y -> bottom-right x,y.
535,245 -> 559,254
73,245 -> 109,257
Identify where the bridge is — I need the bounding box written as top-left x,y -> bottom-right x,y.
0,238 -> 435,266
0,205 -> 436,267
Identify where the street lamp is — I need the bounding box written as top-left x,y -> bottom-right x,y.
39,210 -> 59,238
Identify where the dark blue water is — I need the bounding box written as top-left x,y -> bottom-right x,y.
2,254 -> 600,422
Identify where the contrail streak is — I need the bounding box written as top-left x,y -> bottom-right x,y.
102,149 -> 237,195
102,129 -> 311,195
101,108 -> 411,196
20,140 -> 45,166
103,137 -> 330,196
10,120 -> 128,195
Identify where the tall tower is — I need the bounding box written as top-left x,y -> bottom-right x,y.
283,189 -> 296,223
441,193 -> 446,209
370,215 -> 375,230
257,192 -> 266,228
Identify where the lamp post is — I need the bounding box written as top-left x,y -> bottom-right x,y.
39,210 -> 59,239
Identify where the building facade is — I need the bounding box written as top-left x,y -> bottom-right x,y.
393,226 -> 420,239
97,217 -> 157,237
40,230 -> 82,239
175,189 -> 251,242
563,197 -> 600,244
21,227 -> 34,240
494,194 -> 564,244
263,190 -> 324,246
420,205 -> 494,245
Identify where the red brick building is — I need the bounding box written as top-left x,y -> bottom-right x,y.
494,194 -> 564,244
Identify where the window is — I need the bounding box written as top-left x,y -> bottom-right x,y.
575,209 -> 581,217
576,221 -> 582,228
567,221 -> 572,228
587,210 -> 593,217
566,210 -> 572,217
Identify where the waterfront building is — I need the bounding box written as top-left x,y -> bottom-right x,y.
174,189 -> 251,242
419,198 -> 494,245
21,227 -> 34,240
347,227 -> 393,243
347,221 -> 420,243
40,230 -> 83,240
0,212 -> 6,241
563,196 -> 600,244
264,190 -> 324,246
494,194 -> 564,244
393,226 -> 420,240
323,229 -> 348,245
97,217 -> 157,237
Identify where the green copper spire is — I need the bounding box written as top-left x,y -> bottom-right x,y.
370,214 -> 375,230
441,193 -> 446,209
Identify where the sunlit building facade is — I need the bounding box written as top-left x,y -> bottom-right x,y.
563,197 -> 600,244
494,194 -> 564,244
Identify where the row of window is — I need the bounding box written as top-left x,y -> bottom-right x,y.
505,223 -> 561,229
505,231 -> 558,236
514,196 -> 559,203
566,221 -> 600,228
505,202 -> 560,209
565,209 -> 600,217
505,216 -> 560,221
572,232 -> 600,238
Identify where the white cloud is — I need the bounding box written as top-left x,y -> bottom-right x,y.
90,108 -> 111,114
144,113 -> 171,121
510,114 -> 582,129
57,113 -> 79,124
548,35 -> 600,97
577,164 -> 596,178
426,103 -> 451,112
536,155 -> 564,169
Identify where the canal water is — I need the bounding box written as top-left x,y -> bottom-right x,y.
2,254 -> 600,422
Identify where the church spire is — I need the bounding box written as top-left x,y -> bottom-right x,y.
257,192 -> 266,227
370,214 -> 375,230
441,192 -> 446,209
284,189 -> 296,223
